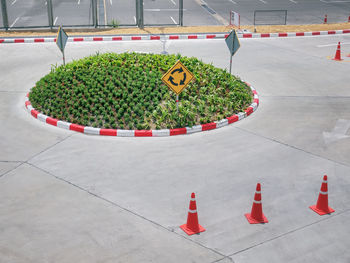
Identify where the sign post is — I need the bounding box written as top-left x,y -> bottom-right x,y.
161,60 -> 194,114
225,29 -> 240,74
56,26 -> 69,66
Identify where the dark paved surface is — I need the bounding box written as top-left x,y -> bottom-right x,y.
1,0 -> 350,29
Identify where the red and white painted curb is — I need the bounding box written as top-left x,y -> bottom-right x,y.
25,84 -> 259,137
2,29 -> 350,44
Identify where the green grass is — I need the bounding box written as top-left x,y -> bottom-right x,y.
29,52 -> 253,130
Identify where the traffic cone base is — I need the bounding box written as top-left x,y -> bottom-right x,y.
309,205 -> 335,215
180,223 -> 206,235
332,57 -> 343,61
245,213 -> 268,224
333,42 -> 343,61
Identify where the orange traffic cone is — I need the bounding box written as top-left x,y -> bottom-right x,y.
245,183 -> 268,224
332,42 -> 343,61
324,14 -> 328,24
180,193 -> 206,235
310,175 -> 335,215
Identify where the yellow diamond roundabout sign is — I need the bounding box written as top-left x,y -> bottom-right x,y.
161,60 -> 194,95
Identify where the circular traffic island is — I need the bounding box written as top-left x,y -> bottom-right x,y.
28,52 -> 257,136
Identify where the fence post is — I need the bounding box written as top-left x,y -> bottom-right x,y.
0,0 -> 9,30
91,0 -> 98,28
47,0 -> 54,29
179,0 -> 183,26
136,0 -> 144,28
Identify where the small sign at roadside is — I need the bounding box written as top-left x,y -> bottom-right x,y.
225,29 -> 240,57
161,60 -> 194,95
56,26 -> 68,53
56,26 -> 68,65
225,29 -> 240,74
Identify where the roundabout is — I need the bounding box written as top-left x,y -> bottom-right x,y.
1,32 -> 350,263
26,52 -> 258,136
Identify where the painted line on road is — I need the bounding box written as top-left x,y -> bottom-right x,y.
170,0 -> 176,5
11,0 -> 17,5
144,9 -> 183,11
54,17 -> 58,25
134,16 -> 136,23
320,0 -> 350,2
258,0 -> 267,3
229,0 -> 237,3
110,0 -> 112,5
170,16 -> 177,24
10,17 -> 20,28
289,0 -> 297,3
77,0 -> 80,5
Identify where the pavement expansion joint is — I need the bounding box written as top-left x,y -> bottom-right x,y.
235,126 -> 350,169
25,134 -> 74,164
27,162 -> 226,258
228,209 -> 349,258
0,162 -> 25,179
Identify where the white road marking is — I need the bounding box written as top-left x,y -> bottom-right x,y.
289,0 -> 297,3
10,17 -> 20,28
317,42 -> 350,47
258,0 -> 267,3
170,0 -> 176,5
77,0 -> 80,4
11,0 -> 17,5
110,0 -> 112,5
170,16 -> 177,24
54,16 -> 58,25
229,0 -> 237,3
323,119 -> 350,145
45,1 -> 47,5
321,0 -> 350,2
134,16 -> 136,23
144,8 -> 185,11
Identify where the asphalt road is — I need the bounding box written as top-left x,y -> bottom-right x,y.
1,34 -> 350,262
1,0 -> 350,29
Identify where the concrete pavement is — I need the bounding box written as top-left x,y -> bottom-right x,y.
1,35 -> 350,262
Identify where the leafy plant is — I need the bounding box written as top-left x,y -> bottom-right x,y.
29,52 -> 253,130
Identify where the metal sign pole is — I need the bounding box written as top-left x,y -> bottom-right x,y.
47,0 -> 54,29
176,94 -> 179,114
229,56 -> 232,75
62,50 -> 66,66
0,0 -> 9,31
179,0 -> 183,26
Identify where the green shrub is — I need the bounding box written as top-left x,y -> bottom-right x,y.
30,52 -> 252,129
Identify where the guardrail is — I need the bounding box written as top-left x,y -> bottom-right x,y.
0,0 -> 184,31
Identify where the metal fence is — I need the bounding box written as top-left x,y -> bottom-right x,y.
254,10 -> 287,26
0,0 -> 183,30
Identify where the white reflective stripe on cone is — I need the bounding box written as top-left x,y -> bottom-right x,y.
255,191 -> 261,194
253,200 -> 262,204
190,198 -> 196,201
188,209 -> 197,213
323,180 -> 328,183
319,190 -> 328,195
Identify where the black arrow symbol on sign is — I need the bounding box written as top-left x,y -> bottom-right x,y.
180,73 -> 186,85
171,67 -> 184,75
168,76 -> 178,86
